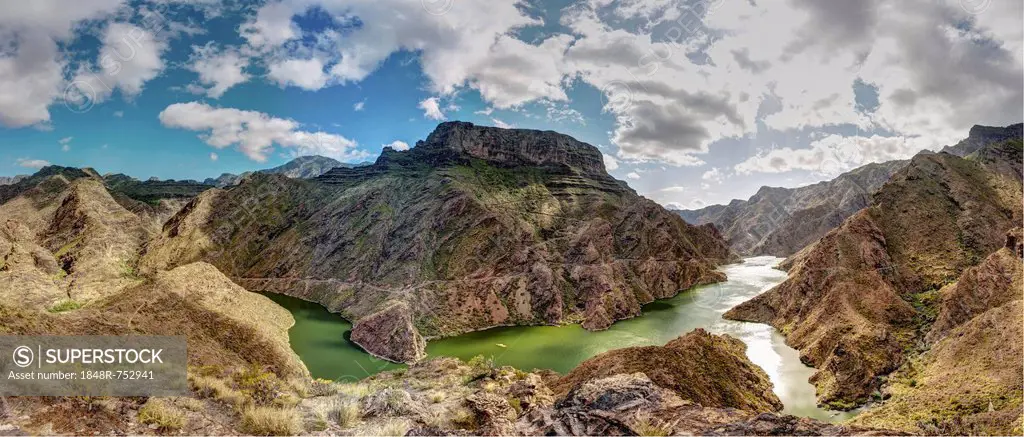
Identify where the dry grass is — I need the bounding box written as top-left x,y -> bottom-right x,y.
362,418 -> 410,436
632,413 -> 673,436
138,399 -> 186,431
336,382 -> 374,398
240,406 -> 303,436
175,396 -> 205,411
333,399 -> 361,428
190,375 -> 246,407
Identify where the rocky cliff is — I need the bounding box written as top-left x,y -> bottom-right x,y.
678,160 -> 906,256
940,123 -> 1023,157
725,138 -> 1023,410
142,121 -> 734,363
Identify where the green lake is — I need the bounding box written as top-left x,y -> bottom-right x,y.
262,256 -> 858,422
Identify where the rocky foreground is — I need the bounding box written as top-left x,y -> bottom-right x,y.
725,137 -> 1023,434
139,121 -> 734,362
1,328 -> 895,436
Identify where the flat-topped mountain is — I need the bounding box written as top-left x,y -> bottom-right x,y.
940,123 -> 1023,156
143,121 -> 734,362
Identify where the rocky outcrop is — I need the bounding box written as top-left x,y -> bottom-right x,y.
852,300 -> 1023,435
926,228 -> 1023,343
143,122 -> 733,362
678,160 -> 906,256
940,123 -> 1023,157
725,139 -> 1023,408
551,329 -> 783,412
350,302 -> 427,363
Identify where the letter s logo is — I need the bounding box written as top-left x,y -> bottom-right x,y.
12,346 -> 33,368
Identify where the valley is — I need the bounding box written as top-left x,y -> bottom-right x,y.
267,256 -> 858,422
0,121 -> 1020,435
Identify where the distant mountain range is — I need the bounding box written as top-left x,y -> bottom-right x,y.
677,123 -> 1023,257
203,155 -> 356,187
725,133 -> 1022,432
677,161 -> 905,256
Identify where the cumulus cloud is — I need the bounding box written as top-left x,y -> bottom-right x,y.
97,22 -> 169,97
734,134 -> 933,176
602,153 -> 619,171
353,100 -> 365,111
418,97 -> 446,121
701,167 -> 724,184
158,101 -> 368,162
267,58 -> 329,90
626,172 -> 640,180
383,140 -> 410,151
16,158 -> 51,169
490,118 -> 513,129
187,43 -> 249,98
0,1 -> 124,127
59,136 -> 72,151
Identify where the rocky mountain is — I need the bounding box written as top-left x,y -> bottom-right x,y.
203,155 -> 349,187
724,138 -> 1023,430
677,160 -> 906,256
0,174 -> 27,185
940,123 -> 1023,156
142,121 -> 734,363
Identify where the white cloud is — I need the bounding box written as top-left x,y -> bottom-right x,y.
701,167 -> 724,184
59,136 -> 72,151
97,22 -> 169,97
383,140 -> 410,151
626,172 -> 640,180
602,153 -> 619,171
209,152 -> 218,161
353,100 -> 365,111
187,43 -> 249,98
734,134 -> 934,176
16,158 -> 51,169
267,58 -> 329,90
418,97 -> 446,121
0,1 -> 124,127
491,118 -> 512,129
660,186 -> 685,192
113,110 -> 124,117
158,101 -> 369,162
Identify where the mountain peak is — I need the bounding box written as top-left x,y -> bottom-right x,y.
414,121 -> 608,176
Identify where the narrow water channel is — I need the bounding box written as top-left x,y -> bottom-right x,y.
262,256 -> 858,422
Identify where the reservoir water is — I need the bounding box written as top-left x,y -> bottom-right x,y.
263,256 -> 857,422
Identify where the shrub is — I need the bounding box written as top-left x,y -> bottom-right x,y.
428,391 -> 446,403
240,406 -> 303,436
632,413 -> 673,436
47,300 -> 81,313
235,365 -> 286,407
138,399 -> 186,431
190,375 -> 246,407
332,400 -> 361,428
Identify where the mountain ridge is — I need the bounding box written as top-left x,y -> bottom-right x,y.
141,121 -> 734,363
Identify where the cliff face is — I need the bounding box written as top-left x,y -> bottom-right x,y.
142,121 -> 734,363
851,229 -> 1023,435
678,160 -> 906,256
940,123 -> 1023,157
725,139 -> 1023,409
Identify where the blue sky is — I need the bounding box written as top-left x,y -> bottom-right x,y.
1,0 -> 1020,209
